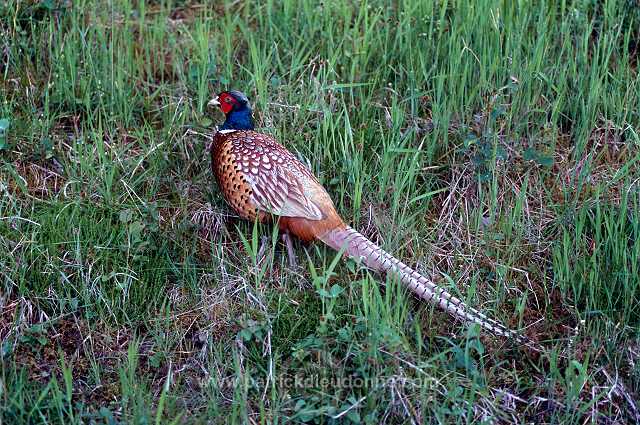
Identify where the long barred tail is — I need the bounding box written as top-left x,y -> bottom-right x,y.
319,226 -> 534,346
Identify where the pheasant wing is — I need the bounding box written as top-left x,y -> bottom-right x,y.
245,165 -> 325,221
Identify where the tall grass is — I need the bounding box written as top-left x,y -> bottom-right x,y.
1,0 -> 639,423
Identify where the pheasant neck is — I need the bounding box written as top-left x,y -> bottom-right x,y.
220,108 -> 254,130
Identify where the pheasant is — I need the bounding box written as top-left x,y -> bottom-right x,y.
208,90 -> 530,344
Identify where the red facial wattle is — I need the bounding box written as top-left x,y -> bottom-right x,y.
220,100 -> 233,114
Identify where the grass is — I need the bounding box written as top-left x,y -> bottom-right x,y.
1,0 -> 639,423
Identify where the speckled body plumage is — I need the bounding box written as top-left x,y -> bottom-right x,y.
211,129 -> 345,242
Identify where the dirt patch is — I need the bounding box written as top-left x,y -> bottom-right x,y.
6,160 -> 65,199
7,305 -> 235,407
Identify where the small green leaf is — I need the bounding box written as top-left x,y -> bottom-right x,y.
463,133 -> 478,148
128,220 -> 145,236
270,75 -> 281,87
337,327 -> 350,341
317,288 -> 331,298
0,118 -> 9,151
99,407 -> 118,425
490,105 -> 506,121
297,411 -> 316,422
523,148 -> 538,162
238,329 -> 253,341
346,409 -> 361,424
119,209 -> 133,223
537,154 -> 554,167
41,0 -> 55,11
346,260 -> 356,273
524,148 -> 554,167
1,340 -> 13,357
330,284 -> 344,297
149,352 -> 163,368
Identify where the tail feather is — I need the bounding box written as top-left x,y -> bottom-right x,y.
319,226 -> 533,346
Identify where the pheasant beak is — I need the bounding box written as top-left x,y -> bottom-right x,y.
207,96 -> 220,108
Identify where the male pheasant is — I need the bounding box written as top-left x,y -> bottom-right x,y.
209,90 -> 529,344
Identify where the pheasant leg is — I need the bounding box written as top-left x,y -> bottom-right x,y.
256,236 -> 270,265
282,232 -> 297,269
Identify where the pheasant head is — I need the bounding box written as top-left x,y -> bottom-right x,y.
208,90 -> 254,130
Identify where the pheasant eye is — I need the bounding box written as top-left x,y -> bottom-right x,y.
219,94 -> 235,113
